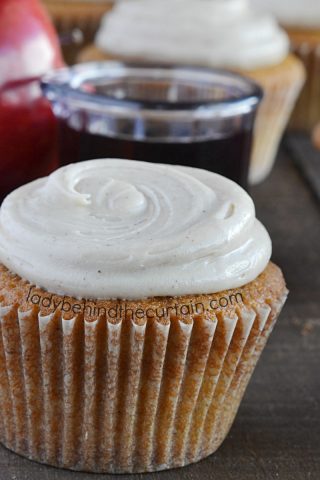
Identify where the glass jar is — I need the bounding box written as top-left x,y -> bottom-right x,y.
42,62 -> 262,189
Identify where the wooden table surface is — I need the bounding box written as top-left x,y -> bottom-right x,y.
0,146 -> 319,480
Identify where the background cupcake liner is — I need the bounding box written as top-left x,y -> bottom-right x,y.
243,54 -> 305,184
43,1 -> 115,64
0,294 -> 287,473
288,36 -> 320,130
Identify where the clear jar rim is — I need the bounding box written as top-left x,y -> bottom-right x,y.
41,61 -> 263,119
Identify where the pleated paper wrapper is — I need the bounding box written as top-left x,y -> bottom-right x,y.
244,53 -> 305,184
288,32 -> 320,131
0,291 -> 287,473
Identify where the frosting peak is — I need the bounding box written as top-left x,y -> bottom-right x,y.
95,0 -> 289,70
0,159 -> 271,299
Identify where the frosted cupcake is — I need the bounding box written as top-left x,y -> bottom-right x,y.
79,0 -> 305,184
44,0 -> 115,24
253,0 -> 320,130
43,0 -> 116,63
0,159 -> 288,473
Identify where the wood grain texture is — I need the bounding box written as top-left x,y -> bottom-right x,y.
0,146 -> 319,480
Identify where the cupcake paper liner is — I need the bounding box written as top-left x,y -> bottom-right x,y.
289,38 -> 320,130
43,1 -> 115,65
243,54 -> 306,184
44,0 -> 115,24
0,292 -> 287,473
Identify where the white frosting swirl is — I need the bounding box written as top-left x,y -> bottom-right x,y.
253,0 -> 320,29
95,0 -> 289,70
0,159 -> 271,299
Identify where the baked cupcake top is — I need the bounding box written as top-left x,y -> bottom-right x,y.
253,0 -> 320,30
0,159 -> 271,299
95,0 -> 289,70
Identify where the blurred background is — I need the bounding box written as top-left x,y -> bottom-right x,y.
1,0 -> 320,200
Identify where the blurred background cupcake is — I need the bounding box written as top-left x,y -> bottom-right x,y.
253,0 -> 320,131
78,0 -> 305,184
43,0 -> 116,63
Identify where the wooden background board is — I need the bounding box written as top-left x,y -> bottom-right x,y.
286,133 -> 320,204
0,146 -> 319,480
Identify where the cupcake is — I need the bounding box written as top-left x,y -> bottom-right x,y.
78,0 -> 305,185
43,0 -> 116,64
43,0 -> 115,25
312,122 -> 320,150
253,0 -> 320,131
0,159 -> 288,473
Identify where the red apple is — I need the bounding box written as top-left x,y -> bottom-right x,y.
0,0 -> 64,87
0,0 -> 64,201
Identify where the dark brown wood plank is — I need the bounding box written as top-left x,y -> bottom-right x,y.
286,132 -> 320,204
0,148 -> 319,480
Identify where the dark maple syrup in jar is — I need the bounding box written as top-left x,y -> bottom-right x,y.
57,119 -> 253,188
42,63 -> 262,190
